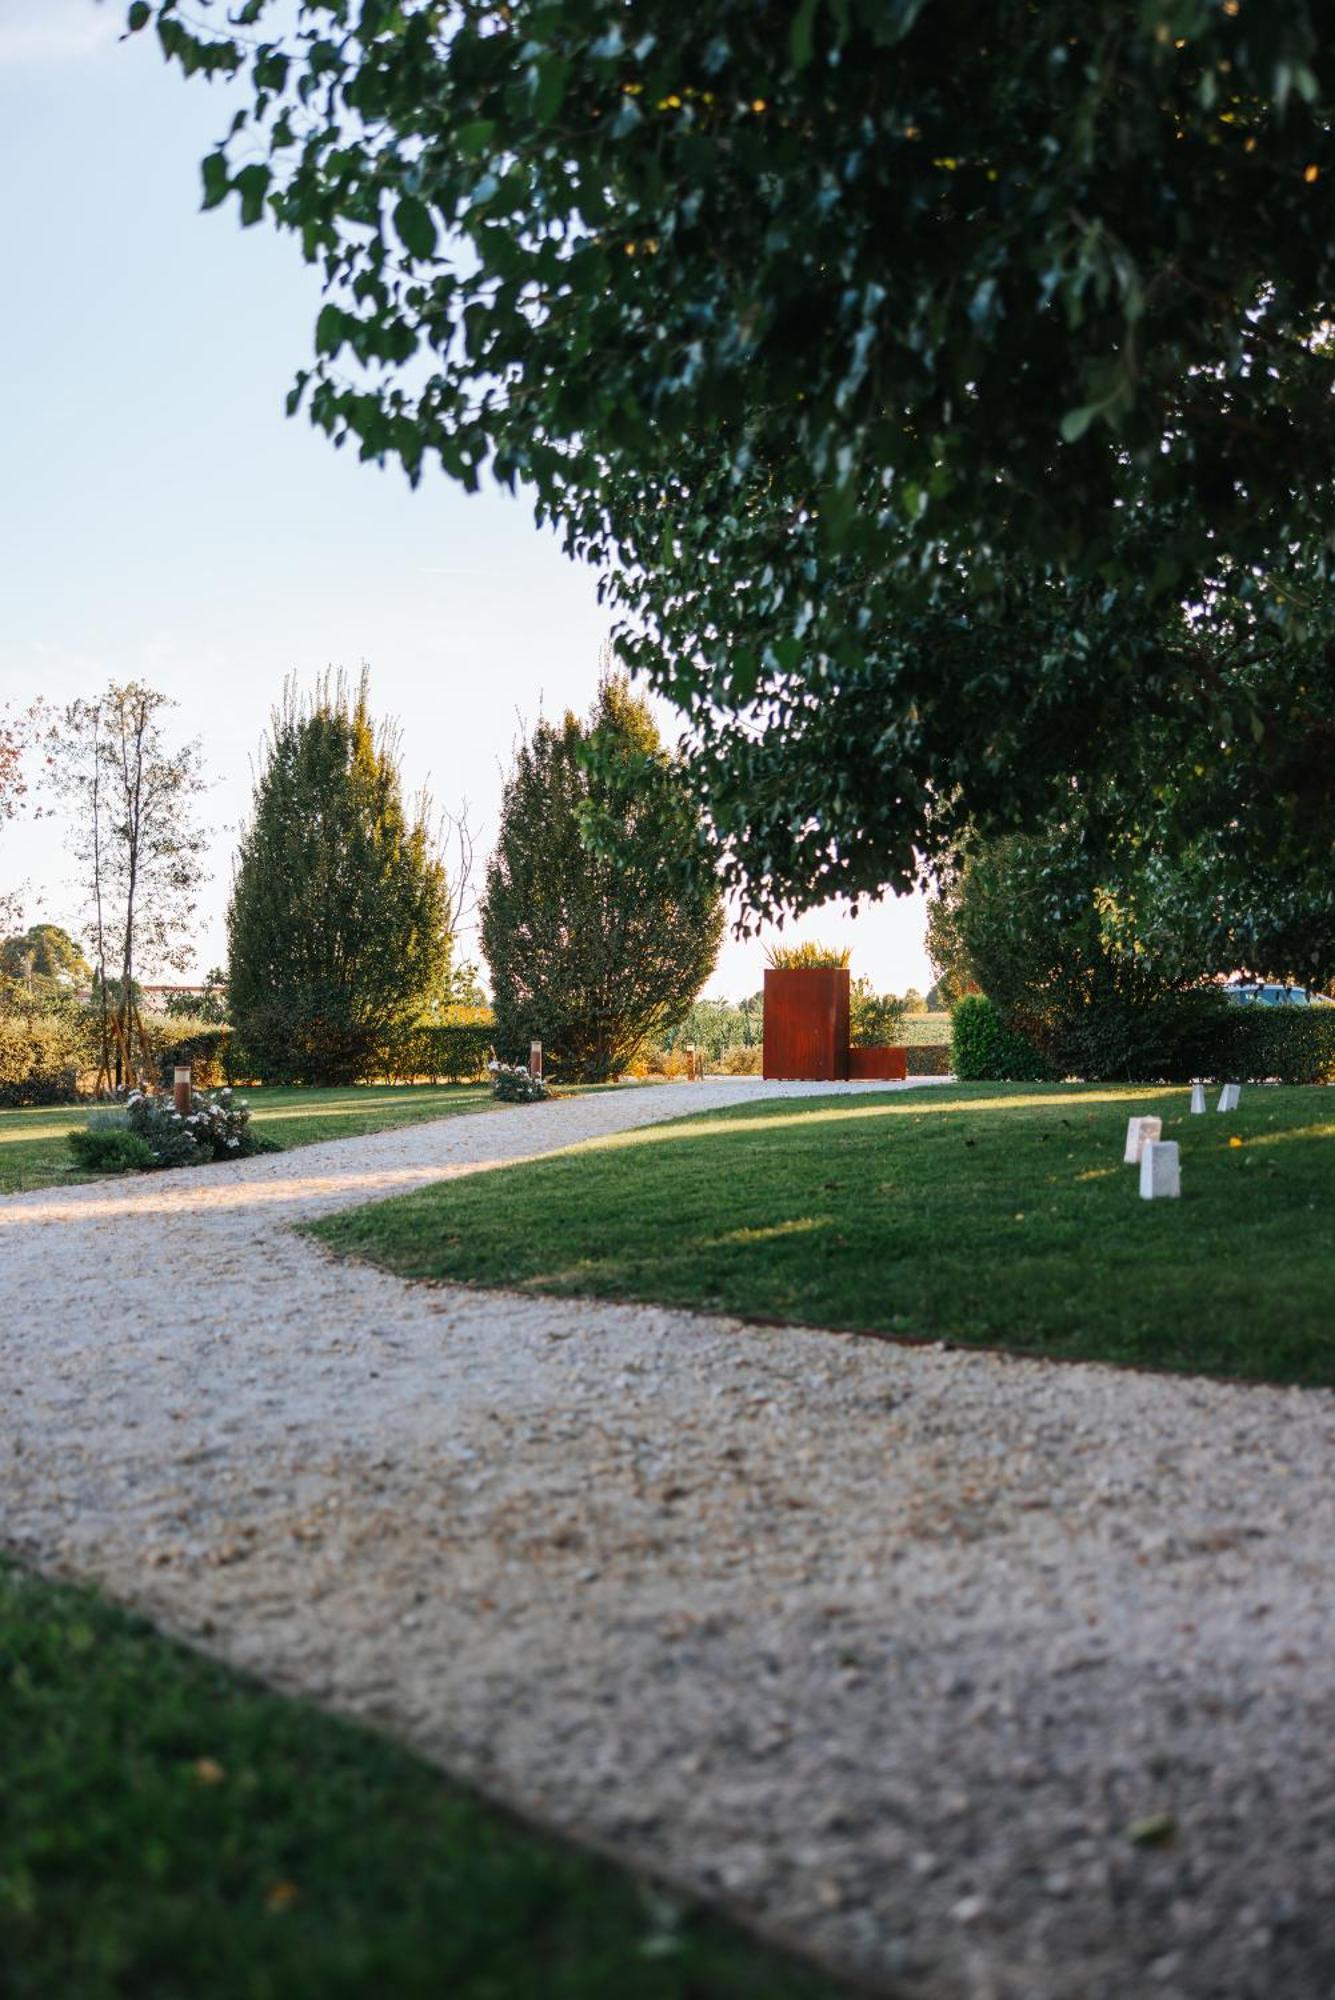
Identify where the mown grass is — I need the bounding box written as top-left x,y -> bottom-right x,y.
0,1084 -> 502,1195
313,1081 -> 1335,1387
0,1561 -> 845,2000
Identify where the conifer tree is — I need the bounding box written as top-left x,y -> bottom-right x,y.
228,671 -> 450,1083
482,676 -> 723,1081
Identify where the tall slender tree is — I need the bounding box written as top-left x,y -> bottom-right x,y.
482,676 -> 723,1081
228,670 -> 452,1083
47,685 -> 207,1090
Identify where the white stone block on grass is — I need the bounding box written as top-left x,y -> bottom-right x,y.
1123,1115 -> 1162,1164
1217,1083 -> 1241,1113
1190,1084 -> 1206,1114
1139,1140 -> 1181,1200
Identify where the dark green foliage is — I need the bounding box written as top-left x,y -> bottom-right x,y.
932,831 -> 1244,1082
481,679 -> 723,1082
313,1084 -> 1335,1388
950,996 -> 1052,1083
228,673 -> 451,1085
132,1 -> 1335,913
1212,1006 -> 1335,1085
66,1120 -> 156,1174
0,1559 -> 846,2000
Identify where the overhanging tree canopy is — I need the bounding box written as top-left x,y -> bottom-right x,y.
132,0 -> 1335,909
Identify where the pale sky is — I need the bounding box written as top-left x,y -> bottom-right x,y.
0,0 -> 934,999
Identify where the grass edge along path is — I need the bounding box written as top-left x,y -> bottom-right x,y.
0,1081 -> 644,1197
312,1082 -> 1335,1389
0,1559 -> 854,2000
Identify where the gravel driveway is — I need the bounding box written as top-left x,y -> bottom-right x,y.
3,1078 -> 1334,2000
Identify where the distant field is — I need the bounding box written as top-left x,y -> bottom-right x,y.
900,1013 -> 952,1045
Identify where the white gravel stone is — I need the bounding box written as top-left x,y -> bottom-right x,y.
3,1075 -> 1335,2000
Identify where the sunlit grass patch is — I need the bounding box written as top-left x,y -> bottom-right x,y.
313,1082 -> 1335,1386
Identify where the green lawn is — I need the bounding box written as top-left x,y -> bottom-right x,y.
313,1081 -> 1335,1387
0,1561 -> 842,2000
0,1084 -> 502,1196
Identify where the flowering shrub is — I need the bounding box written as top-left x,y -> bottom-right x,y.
66,1086 -> 276,1173
489,1060 -> 550,1103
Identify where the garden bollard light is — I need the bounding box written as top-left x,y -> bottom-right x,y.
1123,1115 -> 1162,1164
685,1041 -> 697,1082
529,1038 -> 542,1079
173,1064 -> 192,1117
1139,1140 -> 1181,1200
1190,1083 -> 1206,1114
1217,1083 -> 1241,1113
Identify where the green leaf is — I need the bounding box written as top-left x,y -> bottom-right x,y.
126,1 -> 151,30
790,0 -> 820,71
314,304 -> 346,356
1059,403 -> 1101,444
200,152 -> 229,212
532,55 -> 571,126
393,195 -> 437,260
234,163 -> 271,226
457,120 -> 496,158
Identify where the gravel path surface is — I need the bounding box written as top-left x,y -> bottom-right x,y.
3,1078 -> 1334,2000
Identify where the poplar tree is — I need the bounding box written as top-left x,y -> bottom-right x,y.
228,671 -> 450,1083
482,677 -> 723,1082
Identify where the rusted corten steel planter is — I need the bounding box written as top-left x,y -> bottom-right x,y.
762,967 -> 850,1080
847,1045 -> 908,1081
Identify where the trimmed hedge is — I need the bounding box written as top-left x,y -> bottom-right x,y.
951,996 -> 1052,1082
951,991 -> 1335,1084
906,1043 -> 953,1076
1218,1006 -> 1335,1084
380,1022 -> 494,1084
0,1012 -> 86,1107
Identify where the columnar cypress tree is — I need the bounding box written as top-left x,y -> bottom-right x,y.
228,671 -> 450,1084
481,676 -> 723,1082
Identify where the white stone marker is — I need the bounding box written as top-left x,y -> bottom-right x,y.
1190,1083 -> 1207,1114
1123,1115 -> 1162,1164
1140,1140 -> 1181,1200
1217,1083 -> 1241,1112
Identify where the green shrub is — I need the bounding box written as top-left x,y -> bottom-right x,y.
849,977 -> 906,1048
388,1022 -> 494,1083
951,996 -> 1052,1081
718,1043 -> 762,1075
907,1043 -> 953,1076
67,1118 -> 156,1174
